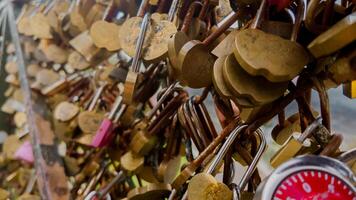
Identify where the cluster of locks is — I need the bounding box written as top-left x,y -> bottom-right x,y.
0,0 -> 355,199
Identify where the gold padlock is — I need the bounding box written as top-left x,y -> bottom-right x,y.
270,132 -> 306,168
343,81 -> 356,99
130,130 -> 158,155
270,118 -> 322,168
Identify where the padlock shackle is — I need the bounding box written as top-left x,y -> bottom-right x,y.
108,96 -> 123,120
182,99 -> 206,151
43,0 -> 59,15
290,0 -> 306,42
235,129 -> 266,199
113,104 -> 127,123
102,0 -> 117,21
137,0 -> 150,17
82,161 -> 109,196
180,102 -> 205,152
206,125 -> 248,174
252,0 -> 306,41
202,10 -> 240,46
188,97 -> 211,148
168,0 -> 179,21
285,8 -> 296,24
138,0 -> 159,17
298,117 -> 322,142
87,82 -> 107,111
198,0 -> 210,20
251,0 -> 267,29
310,77 -> 331,131
196,100 -> 218,138
305,0 -> 324,34
148,91 -> 187,136
147,81 -> 178,120
131,13 -> 151,73
277,110 -> 286,127
181,1 -> 203,34
98,171 -> 125,198
29,0 -> 44,17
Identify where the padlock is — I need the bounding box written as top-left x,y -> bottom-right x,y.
255,155 -> 356,200
53,101 -> 80,122
84,2 -> 107,28
39,40 -> 69,64
343,81 -> 356,99
319,133 -> 343,156
90,19 -> 121,51
325,49 -> 356,87
185,126 -> 266,200
126,183 -> 171,200
221,53 -> 289,105
177,11 -> 241,88
187,173 -> 232,200
31,68 -> 61,90
183,1 -> 207,40
92,96 -> 124,147
122,13 -> 150,104
260,4 -> 295,39
179,97 -> 214,152
84,171 -> 125,200
233,0 -> 311,83
271,112 -> 303,145
170,117 -> 241,191
120,150 -> 144,173
41,72 -> 87,96
77,82 -> 107,135
130,86 -> 186,155
156,128 -> 182,184
270,118 -> 322,168
167,1 -> 201,83
119,0 -> 176,63
232,130 -> 266,199
29,10 -> 53,39
307,12 -> 356,58
183,124 -> 250,200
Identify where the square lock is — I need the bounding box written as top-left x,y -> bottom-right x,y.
270,132 -> 312,168
343,81 -> 356,99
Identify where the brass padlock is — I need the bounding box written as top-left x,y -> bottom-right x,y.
343,81 -> 356,99
122,13 -> 150,105
307,12 -> 356,58
233,0 -> 311,83
132,96 -> 185,156
270,118 -> 322,168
